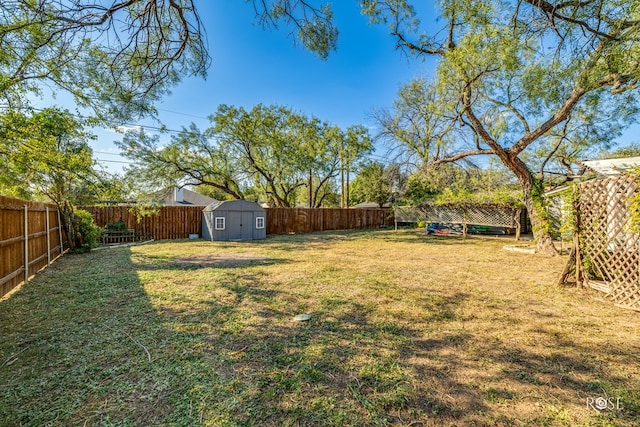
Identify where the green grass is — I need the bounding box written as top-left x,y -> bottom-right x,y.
1,229 -> 639,426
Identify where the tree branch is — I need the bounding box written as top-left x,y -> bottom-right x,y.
433,149 -> 495,165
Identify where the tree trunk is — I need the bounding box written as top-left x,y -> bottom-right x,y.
511,160 -> 558,256
308,169 -> 313,208
58,202 -> 79,250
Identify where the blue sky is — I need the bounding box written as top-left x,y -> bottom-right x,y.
84,1 -> 434,174
35,1 -> 639,174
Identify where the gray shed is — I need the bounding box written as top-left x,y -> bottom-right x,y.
202,200 -> 267,241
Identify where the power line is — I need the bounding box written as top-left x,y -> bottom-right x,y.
95,158 -> 133,164
0,104 -> 202,138
94,150 -> 123,156
156,108 -> 209,121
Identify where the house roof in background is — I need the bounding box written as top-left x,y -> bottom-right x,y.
162,188 -> 218,206
582,156 -> 640,176
351,202 -> 390,208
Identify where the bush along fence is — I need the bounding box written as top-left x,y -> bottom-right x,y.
0,196 -> 66,299
82,206 -> 394,242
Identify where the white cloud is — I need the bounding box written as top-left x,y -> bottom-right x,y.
114,125 -> 143,134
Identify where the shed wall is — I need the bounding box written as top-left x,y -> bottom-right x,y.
202,204 -> 266,241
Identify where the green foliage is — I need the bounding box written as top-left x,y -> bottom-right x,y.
402,163 -> 520,206
357,0 -> 640,246
349,162 -> 396,207
119,104 -> 372,207
403,172 -> 441,203
598,143 -> 640,160
105,221 -> 129,232
0,1 -> 209,121
0,107 -> 97,204
528,176 -> 555,240
559,186 -> 576,241
432,187 -> 523,207
255,1 -> 338,59
0,107 -> 115,249
70,209 -> 102,252
627,168 -> 640,233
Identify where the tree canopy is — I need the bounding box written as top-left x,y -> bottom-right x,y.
118,104 -> 372,207
355,0 -> 640,253
5,0 -> 640,253
0,0 -> 212,120
0,107 -> 106,248
0,108 -> 95,202
0,0 -> 344,121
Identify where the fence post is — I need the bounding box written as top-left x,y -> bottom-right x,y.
24,205 -> 29,284
462,208 -> 468,238
46,206 -> 51,266
572,183 -> 583,288
515,209 -> 522,241
57,209 -> 64,255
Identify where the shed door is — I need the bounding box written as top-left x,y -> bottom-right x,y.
228,211 -> 254,240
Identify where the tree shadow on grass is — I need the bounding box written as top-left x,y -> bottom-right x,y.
1,243 -> 639,426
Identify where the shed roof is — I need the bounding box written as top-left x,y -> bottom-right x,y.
582,156 -> 640,176
203,199 -> 265,212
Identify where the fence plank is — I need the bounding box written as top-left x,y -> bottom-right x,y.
0,195 -> 67,299
84,206 -> 394,239
265,207 -> 393,235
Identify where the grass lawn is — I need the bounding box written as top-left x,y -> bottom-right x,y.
1,229 -> 639,426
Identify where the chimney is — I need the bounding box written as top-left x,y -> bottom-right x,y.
174,187 -> 184,203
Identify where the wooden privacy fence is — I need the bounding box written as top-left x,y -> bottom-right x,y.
575,175 -> 640,311
83,206 -> 394,239
83,206 -> 203,241
1,196 -> 65,299
265,208 -> 393,234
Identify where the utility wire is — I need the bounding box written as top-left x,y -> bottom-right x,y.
95,159 -> 133,164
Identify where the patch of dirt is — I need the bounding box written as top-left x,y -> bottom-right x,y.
170,253 -> 270,268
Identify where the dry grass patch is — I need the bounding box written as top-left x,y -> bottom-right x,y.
1,229 -> 639,426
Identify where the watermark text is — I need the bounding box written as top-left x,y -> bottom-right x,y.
586,397 -> 623,411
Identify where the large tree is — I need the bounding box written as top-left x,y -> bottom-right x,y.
0,107 -> 103,248
245,1 -> 640,254
0,0 -> 211,120
118,104 -> 372,207
0,0 -> 342,120
343,0 -> 640,254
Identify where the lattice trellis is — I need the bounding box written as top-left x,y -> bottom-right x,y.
394,206 -> 427,223
423,205 -> 519,228
577,175 -> 640,310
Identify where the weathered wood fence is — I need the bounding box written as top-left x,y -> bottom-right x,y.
83,206 -> 394,240
266,208 -> 393,234
575,175 -> 640,311
83,206 -> 203,241
1,196 -> 66,299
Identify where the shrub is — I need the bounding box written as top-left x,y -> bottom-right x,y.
105,221 -> 129,232
71,209 -> 103,252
